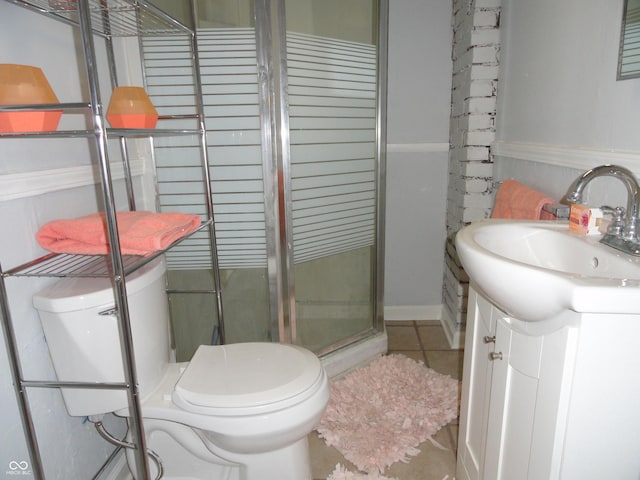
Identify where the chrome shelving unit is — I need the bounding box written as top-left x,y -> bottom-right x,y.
0,1 -> 223,478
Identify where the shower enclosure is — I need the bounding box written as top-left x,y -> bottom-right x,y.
146,0 -> 387,366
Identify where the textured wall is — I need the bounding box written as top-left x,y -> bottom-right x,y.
442,0 -> 501,345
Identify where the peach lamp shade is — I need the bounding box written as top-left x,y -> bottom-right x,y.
106,86 -> 158,129
0,64 -> 62,133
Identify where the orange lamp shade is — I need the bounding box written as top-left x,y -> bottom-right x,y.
106,86 -> 158,129
0,64 -> 62,133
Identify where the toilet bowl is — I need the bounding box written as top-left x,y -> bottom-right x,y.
32,258 -> 330,480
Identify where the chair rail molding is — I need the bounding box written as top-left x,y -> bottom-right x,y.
492,141 -> 640,174
0,159 -> 145,202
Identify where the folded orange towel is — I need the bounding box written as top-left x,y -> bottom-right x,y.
491,179 -> 556,220
36,211 -> 201,256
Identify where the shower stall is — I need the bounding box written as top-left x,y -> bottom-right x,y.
145,0 -> 387,370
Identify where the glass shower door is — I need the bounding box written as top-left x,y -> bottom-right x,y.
284,0 -> 384,353
146,0 -> 386,357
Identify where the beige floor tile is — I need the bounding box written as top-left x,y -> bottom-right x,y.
309,430 -> 358,479
447,424 -> 459,455
385,320 -> 416,326
417,325 -> 451,350
388,349 -> 427,364
425,350 -> 464,380
386,325 -> 422,351
383,427 -> 457,480
414,319 -> 441,326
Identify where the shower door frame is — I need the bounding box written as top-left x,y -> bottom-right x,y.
253,0 -> 389,352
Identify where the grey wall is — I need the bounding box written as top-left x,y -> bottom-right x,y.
494,0 -> 640,206
384,0 -> 452,317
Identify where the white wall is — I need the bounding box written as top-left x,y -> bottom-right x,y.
495,0 -> 640,206
384,0 -> 452,318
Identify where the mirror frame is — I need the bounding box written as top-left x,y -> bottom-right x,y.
618,0 -> 640,80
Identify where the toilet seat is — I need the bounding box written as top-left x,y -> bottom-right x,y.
173,343 -> 325,416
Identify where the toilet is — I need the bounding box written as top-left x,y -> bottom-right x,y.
32,257 -> 330,480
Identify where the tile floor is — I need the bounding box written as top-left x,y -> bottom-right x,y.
309,320 -> 465,480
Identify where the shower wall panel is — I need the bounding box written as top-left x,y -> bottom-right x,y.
287,32 -> 377,263
143,30 -> 266,270
143,29 -> 376,269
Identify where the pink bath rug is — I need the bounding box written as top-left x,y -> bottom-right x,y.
326,463 -> 398,480
317,354 -> 460,474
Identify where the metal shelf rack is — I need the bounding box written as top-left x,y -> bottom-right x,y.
0,1 -> 223,478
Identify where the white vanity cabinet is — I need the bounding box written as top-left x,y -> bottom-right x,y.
458,285 -> 640,479
455,218 -> 640,479
457,286 -> 578,480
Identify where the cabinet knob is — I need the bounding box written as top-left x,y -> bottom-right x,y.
483,335 -> 496,344
489,352 -> 503,361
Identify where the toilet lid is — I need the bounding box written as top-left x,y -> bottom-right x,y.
173,343 -> 323,412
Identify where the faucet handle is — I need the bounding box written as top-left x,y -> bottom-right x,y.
600,206 -> 626,236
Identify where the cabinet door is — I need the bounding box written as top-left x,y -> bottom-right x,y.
457,288 -> 496,480
482,318 -> 576,480
483,318 -> 543,480
458,288 -> 577,480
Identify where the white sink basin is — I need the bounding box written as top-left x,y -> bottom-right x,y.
455,219 -> 640,321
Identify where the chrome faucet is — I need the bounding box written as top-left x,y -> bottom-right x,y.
566,164 -> 640,255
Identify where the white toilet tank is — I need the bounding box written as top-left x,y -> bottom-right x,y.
33,258 -> 171,416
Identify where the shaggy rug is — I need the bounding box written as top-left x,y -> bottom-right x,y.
326,463 -> 398,480
317,353 -> 460,474
325,465 -> 455,480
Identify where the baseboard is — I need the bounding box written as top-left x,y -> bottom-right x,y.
440,308 -> 465,350
384,304 -> 463,350
383,304 -> 443,321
